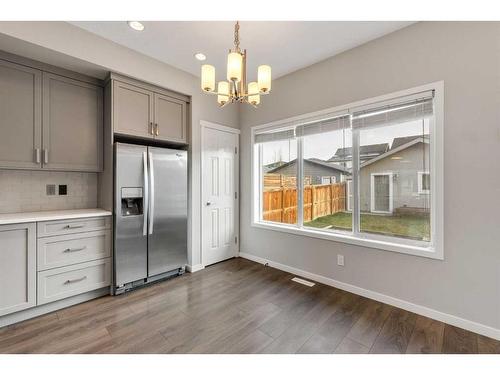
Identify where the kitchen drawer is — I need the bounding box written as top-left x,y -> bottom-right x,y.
37,258 -> 111,305
37,216 -> 111,237
37,230 -> 111,271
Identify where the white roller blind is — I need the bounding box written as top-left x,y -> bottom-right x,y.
295,114 -> 350,137
254,128 -> 295,143
352,92 -> 434,130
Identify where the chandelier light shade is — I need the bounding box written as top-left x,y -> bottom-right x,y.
258,65 -> 272,93
201,64 -> 215,92
200,21 -> 272,107
227,52 -> 243,82
247,81 -> 260,106
217,81 -> 230,106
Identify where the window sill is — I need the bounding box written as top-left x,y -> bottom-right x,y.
251,221 -> 443,260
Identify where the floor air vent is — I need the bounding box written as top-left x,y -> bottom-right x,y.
291,277 -> 315,287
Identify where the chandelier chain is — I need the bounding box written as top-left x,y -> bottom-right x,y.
234,21 -> 240,52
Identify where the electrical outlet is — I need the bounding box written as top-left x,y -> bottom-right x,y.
46,184 -> 56,196
58,184 -> 67,195
337,254 -> 345,266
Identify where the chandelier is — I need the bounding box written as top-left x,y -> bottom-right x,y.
200,21 -> 272,107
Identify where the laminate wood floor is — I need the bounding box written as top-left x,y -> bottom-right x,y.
1,258 -> 498,354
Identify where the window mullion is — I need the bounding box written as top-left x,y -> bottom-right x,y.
352,128 -> 360,235
258,143 -> 264,221
297,137 -> 304,228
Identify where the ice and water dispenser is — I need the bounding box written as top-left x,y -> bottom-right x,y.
121,187 -> 144,216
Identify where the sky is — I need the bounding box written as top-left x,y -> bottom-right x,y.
262,119 -> 429,165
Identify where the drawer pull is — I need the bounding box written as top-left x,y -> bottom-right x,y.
64,224 -> 85,229
63,246 -> 87,253
64,276 -> 87,284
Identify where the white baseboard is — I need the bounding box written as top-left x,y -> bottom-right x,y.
239,251 -> 500,341
186,264 -> 205,273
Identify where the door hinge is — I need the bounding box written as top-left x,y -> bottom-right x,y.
235,236 -> 238,244
234,191 -> 238,199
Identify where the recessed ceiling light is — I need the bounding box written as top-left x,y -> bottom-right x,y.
194,53 -> 206,61
127,21 -> 145,31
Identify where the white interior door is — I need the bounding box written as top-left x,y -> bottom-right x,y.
202,123 -> 239,266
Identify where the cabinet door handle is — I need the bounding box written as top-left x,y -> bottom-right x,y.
155,123 -> 159,136
150,122 -> 154,135
63,246 -> 87,253
64,224 -> 85,229
34,148 -> 41,164
43,149 -> 49,164
64,276 -> 87,284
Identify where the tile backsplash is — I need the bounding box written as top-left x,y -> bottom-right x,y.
0,170 -> 98,214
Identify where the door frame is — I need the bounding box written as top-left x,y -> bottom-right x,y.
370,172 -> 393,214
200,120 -> 240,267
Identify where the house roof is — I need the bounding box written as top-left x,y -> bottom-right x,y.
361,136 -> 429,168
328,143 -> 389,161
391,135 -> 428,150
263,161 -> 287,173
267,158 -> 349,174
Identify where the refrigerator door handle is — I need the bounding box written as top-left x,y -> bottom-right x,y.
143,151 -> 149,236
148,151 -> 155,235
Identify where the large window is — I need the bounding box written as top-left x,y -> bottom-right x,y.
253,83 -> 443,259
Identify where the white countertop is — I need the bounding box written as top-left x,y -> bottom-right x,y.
0,208 -> 112,225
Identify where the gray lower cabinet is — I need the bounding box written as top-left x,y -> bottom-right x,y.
113,80 -> 154,139
36,216 -> 112,306
0,60 -> 42,169
0,216 -> 111,320
0,223 -> 36,317
42,73 -> 103,171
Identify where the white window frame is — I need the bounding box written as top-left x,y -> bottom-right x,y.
418,171 -> 431,194
251,81 -> 444,260
346,179 -> 353,212
370,172 -> 394,214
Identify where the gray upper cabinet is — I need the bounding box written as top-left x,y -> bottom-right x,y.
154,93 -> 187,143
0,55 -> 104,172
42,73 -> 103,172
111,76 -> 189,144
113,80 -> 154,139
0,60 -> 42,169
0,223 -> 36,317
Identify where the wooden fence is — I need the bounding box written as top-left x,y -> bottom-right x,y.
262,180 -> 347,224
263,174 -> 311,189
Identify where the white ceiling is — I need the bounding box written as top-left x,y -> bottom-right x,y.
70,21 -> 413,81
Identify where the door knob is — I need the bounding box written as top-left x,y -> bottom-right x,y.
206,201 -> 212,206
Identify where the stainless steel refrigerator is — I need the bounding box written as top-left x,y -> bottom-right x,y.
113,142 -> 187,294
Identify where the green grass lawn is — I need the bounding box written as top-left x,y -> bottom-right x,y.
305,211 -> 430,241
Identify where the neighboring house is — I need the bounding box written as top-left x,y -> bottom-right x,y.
266,158 -> 350,185
359,136 -> 430,214
263,160 -> 288,173
327,143 -> 389,168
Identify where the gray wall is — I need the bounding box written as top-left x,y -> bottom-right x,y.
240,22 -> 500,330
0,21 -> 239,268
360,142 -> 430,211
